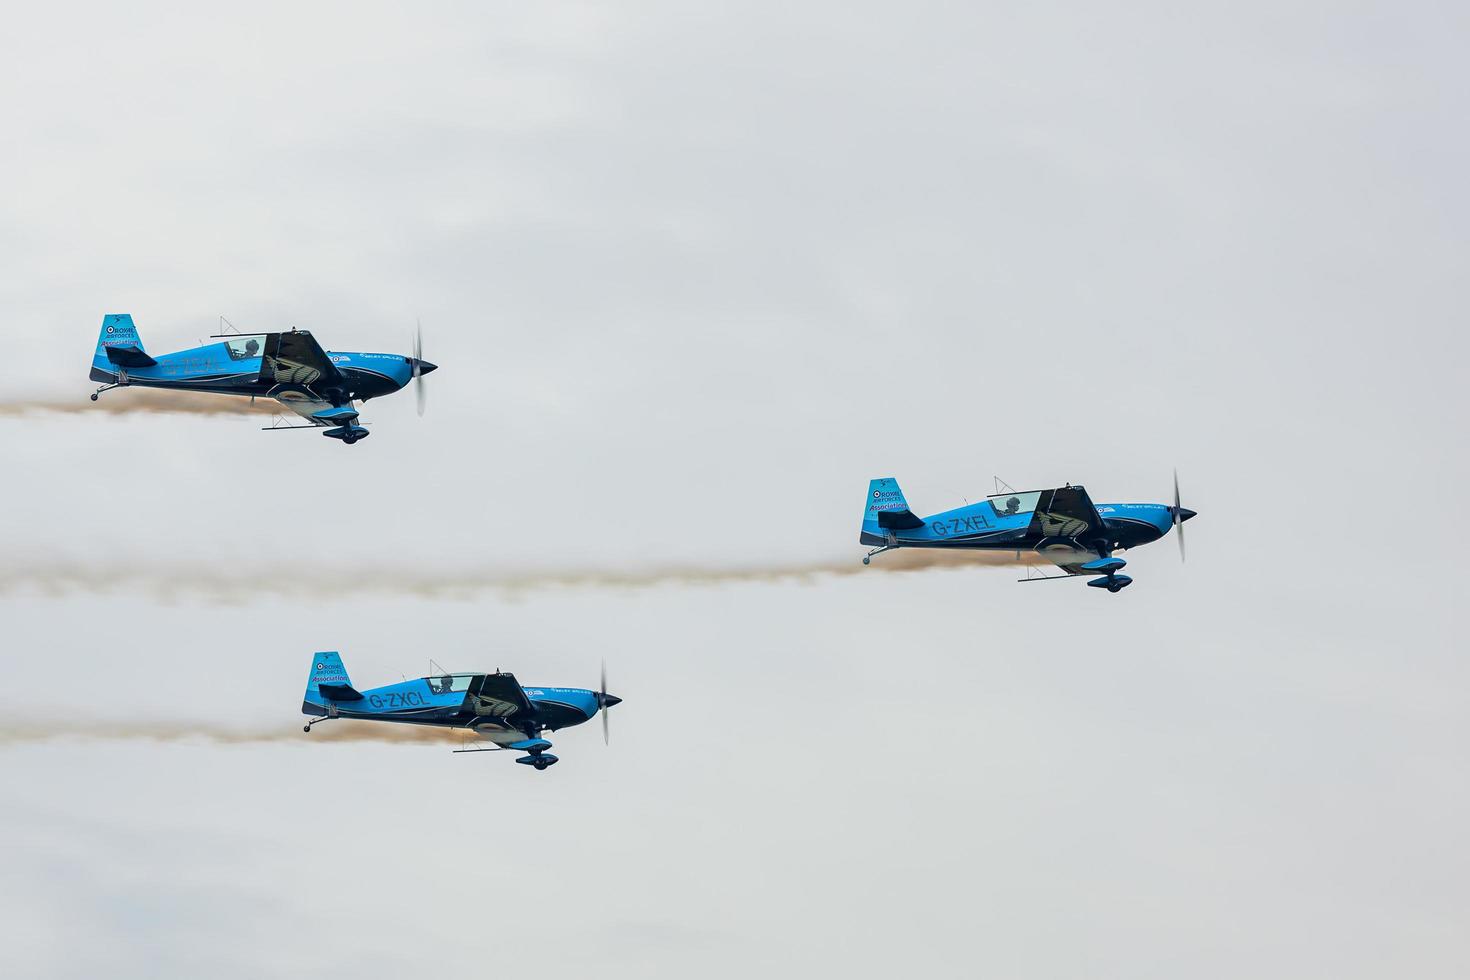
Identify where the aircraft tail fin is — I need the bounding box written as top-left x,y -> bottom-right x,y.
91,313 -> 156,376
862,477 -> 924,535
304,651 -> 363,706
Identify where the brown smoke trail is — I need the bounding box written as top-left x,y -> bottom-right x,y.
0,720 -> 470,747
0,550 -> 1048,603
0,391 -> 278,417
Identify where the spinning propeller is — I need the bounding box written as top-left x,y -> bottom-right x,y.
596,659 -> 622,745
1172,469 -> 1190,562
412,320 -> 429,416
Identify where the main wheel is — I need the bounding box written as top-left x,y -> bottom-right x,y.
343,435 -> 357,445
533,759 -> 548,770
1108,584 -> 1121,593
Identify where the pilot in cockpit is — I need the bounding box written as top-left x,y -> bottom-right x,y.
244,338 -> 260,357
998,496 -> 1021,517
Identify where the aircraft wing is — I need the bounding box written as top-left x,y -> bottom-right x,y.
474,672 -> 534,720
1042,554 -> 1126,578
272,394 -> 359,426
266,330 -> 344,388
1030,485 -> 1107,543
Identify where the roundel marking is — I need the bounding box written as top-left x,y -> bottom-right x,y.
873,490 -> 880,498
315,663 -> 324,671
105,325 -> 114,333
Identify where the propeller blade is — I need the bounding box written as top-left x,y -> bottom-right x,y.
600,659 -> 609,746
1173,468 -> 1186,563
413,320 -> 426,417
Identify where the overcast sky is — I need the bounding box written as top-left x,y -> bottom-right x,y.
1,2 -> 1466,977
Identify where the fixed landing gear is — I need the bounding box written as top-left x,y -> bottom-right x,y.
1078,553 -> 1132,594
323,424 -> 370,445
91,381 -> 125,401
863,545 -> 895,565
513,740 -> 559,770
1086,572 -> 1134,593
864,533 -> 899,565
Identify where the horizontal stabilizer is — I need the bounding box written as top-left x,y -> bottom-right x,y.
877,509 -> 925,530
105,345 -> 157,368
318,682 -> 364,701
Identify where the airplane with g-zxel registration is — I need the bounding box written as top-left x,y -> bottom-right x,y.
860,474 -> 1196,593
301,652 -> 622,770
88,313 -> 436,444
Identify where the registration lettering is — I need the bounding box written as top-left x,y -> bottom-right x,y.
369,691 -> 428,710
931,514 -> 991,537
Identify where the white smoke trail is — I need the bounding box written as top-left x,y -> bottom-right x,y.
0,550 -> 1047,603
0,391 -> 277,417
0,720 -> 469,747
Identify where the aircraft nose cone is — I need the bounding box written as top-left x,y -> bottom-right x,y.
601,694 -> 622,708
1177,508 -> 1198,522
413,359 -> 438,376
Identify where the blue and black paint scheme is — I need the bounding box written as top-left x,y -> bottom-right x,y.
301,652 -> 621,771
88,313 -> 437,444
860,477 -> 1197,593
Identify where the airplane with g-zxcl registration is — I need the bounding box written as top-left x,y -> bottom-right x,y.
88,313 -> 436,444
301,652 -> 622,770
860,473 -> 1196,593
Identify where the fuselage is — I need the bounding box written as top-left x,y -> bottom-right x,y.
860,499 -> 1183,553
90,337 -> 423,402
302,677 -> 607,736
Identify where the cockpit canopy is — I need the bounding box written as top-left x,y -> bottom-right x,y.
223,335 -> 267,360
987,490 -> 1042,519
426,674 -> 478,695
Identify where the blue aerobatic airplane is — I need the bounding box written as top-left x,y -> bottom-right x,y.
860,474 -> 1196,592
301,652 -> 621,770
88,313 -> 436,444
